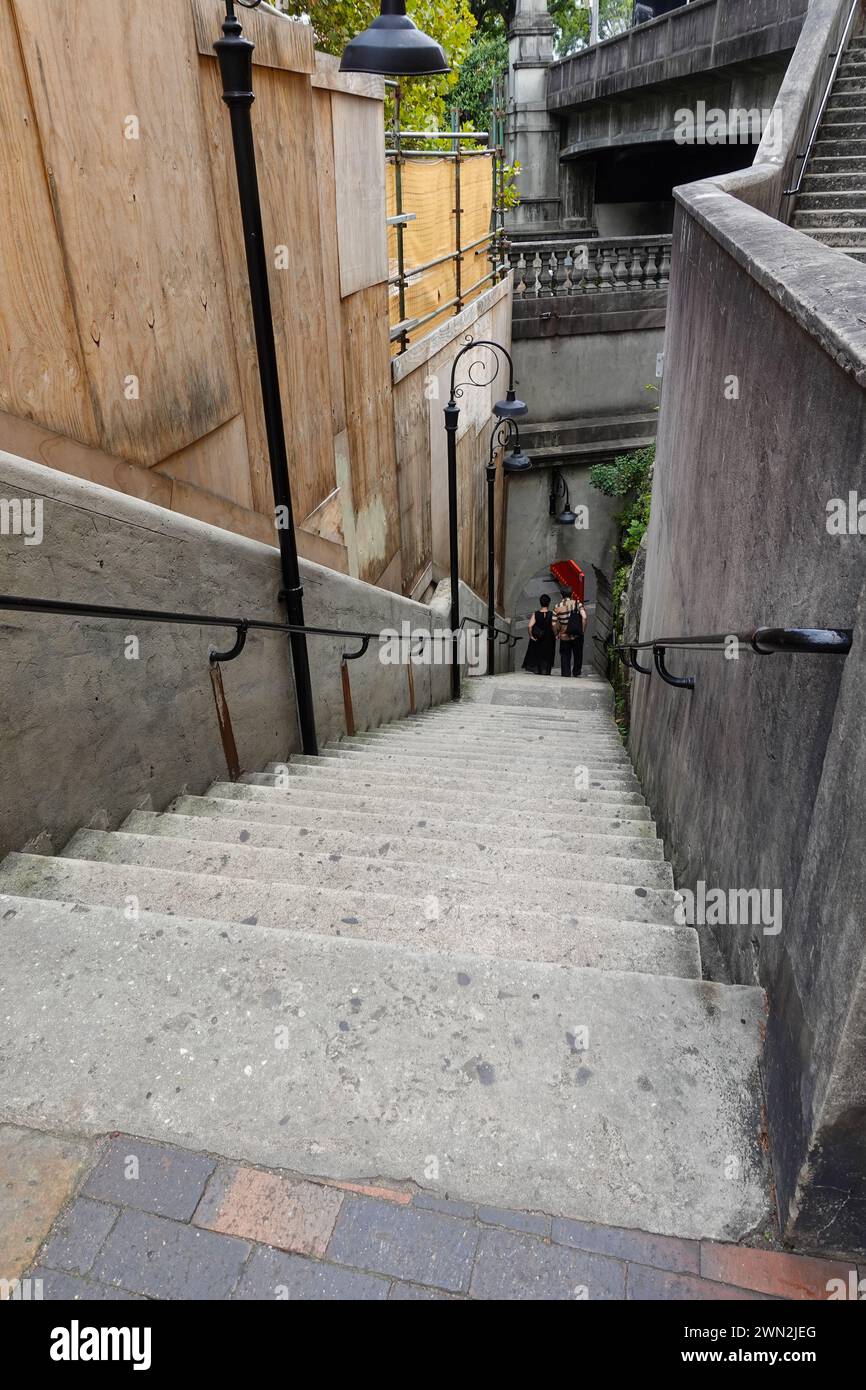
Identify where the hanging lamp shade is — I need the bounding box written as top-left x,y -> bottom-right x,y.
493,388 -> 528,420
503,446 -> 532,473
339,0 -> 450,76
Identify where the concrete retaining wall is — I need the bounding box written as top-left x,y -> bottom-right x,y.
630,0 -> 866,1249
0,454 -> 504,861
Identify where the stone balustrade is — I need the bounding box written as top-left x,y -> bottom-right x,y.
508,236 -> 672,299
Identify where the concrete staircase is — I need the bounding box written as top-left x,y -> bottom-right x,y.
0,672 -> 769,1241
793,28 -> 866,263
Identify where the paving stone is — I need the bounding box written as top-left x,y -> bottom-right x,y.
470,1227 -> 625,1300
328,1180 -> 412,1205
83,1137 -> 215,1221
389,1281 -> 461,1299
39,1198 -> 118,1275
92,1209 -> 249,1300
0,1124 -> 93,1280
194,1165 -> 343,1257
412,1193 -> 476,1220
28,1266 -> 144,1301
627,1264 -> 772,1300
699,1242 -> 854,1300
478,1205 -> 550,1237
232,1247 -> 388,1301
552,1215 -> 699,1274
328,1195 -> 478,1292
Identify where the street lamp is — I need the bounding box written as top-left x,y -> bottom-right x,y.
550,468 -> 577,525
340,0 -> 450,75
213,0 -> 317,753
485,419 -> 530,676
444,337 -> 528,699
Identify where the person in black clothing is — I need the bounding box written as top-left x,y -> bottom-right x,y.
553,588 -> 588,677
522,593 -> 556,674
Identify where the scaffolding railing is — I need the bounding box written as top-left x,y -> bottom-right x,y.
386,79 -> 510,354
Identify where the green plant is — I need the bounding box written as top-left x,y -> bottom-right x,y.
452,30 -> 507,129
589,442 -> 654,558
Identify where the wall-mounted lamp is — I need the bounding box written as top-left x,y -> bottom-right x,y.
549,469 -> 577,526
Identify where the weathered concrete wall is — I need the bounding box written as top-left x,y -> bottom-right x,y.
0,454 -> 494,861
629,0 -> 866,1250
512,323 -> 663,424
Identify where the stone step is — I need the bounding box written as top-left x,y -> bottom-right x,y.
826,95 -> 866,113
0,895 -> 768,1239
203,781 -> 657,829
801,172 -> 866,193
796,188 -> 866,209
813,138 -> 866,156
800,225 -> 866,245
813,119 -> 866,140
284,751 -> 640,784
793,208 -> 866,229
837,246 -> 866,261
247,767 -> 646,803
122,812 -> 664,887
342,728 -> 627,753
168,794 -> 665,858
833,76 -> 866,93
809,154 -> 866,173
62,827 -> 674,897
0,860 -> 688,973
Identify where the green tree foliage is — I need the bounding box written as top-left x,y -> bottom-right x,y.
468,0 -> 632,56
280,1 -> 477,130
451,30 -> 507,129
589,443 -> 654,557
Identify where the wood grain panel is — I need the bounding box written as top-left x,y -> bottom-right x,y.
311,53 -> 385,98
0,0 -> 96,445
190,0 -> 315,74
153,413 -> 253,510
392,369 -> 432,597
341,284 -> 400,586
331,92 -> 388,299
198,57 -> 336,522
14,0 -> 240,466
312,87 -> 347,437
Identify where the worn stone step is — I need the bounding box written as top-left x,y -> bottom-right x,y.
833,75 -> 866,93
122,811 -> 665,887
793,208 -> 866,229
404,710 -> 620,734
813,120 -> 866,140
801,171 -> 866,193
249,770 -> 645,805
168,794 -> 664,859
62,827 -> 674,897
0,862 -> 687,974
342,729 -> 627,754
285,750 -> 639,781
800,224 -> 866,245
203,781 -> 657,830
227,774 -> 649,816
826,94 -> 866,112
809,154 -> 866,173
796,187 -> 866,209
255,761 -> 645,798
813,138 -> 866,156
0,894 -> 768,1239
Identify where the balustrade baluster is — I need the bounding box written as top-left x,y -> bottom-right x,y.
628,246 -> 643,290
644,245 -> 659,292
532,252 -> 542,297
613,247 -> 629,290
598,248 -> 614,291
516,252 -> 527,298
658,244 -> 671,287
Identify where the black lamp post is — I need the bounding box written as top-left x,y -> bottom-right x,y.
485,419 -> 530,676
214,0 -> 317,753
445,338 -> 528,699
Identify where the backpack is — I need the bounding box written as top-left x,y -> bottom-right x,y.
566,603 -> 584,638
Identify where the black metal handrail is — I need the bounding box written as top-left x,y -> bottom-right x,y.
784,0 -> 860,199
459,614 -> 519,647
612,626 -> 852,691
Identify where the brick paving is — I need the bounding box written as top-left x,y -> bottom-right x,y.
2,1129 -> 861,1301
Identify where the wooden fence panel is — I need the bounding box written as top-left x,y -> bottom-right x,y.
13,0 -> 240,467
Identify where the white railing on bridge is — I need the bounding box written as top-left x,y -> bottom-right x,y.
508,236 -> 672,298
